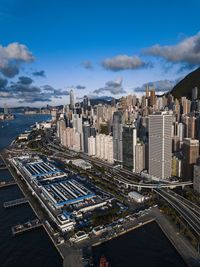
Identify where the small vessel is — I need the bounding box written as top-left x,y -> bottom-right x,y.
99,256 -> 109,267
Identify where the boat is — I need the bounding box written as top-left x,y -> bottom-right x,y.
99,256 -> 109,267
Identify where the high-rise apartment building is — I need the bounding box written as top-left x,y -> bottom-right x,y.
148,113 -> 172,179
88,136 -> 96,156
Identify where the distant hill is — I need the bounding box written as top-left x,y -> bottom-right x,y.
171,67 -> 200,99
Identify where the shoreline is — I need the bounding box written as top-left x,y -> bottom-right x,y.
1,148 -> 200,267
0,153 -> 64,261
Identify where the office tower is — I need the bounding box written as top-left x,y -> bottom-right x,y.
4,104 -> 8,115
146,85 -> 149,98
122,124 -> 137,172
148,113 -> 172,179
72,109 -> 83,151
97,104 -> 103,127
88,136 -> 96,156
182,138 -> 199,180
150,90 -> 156,106
83,95 -> 88,113
113,111 -> 125,163
135,143 -> 145,173
111,97 -> 116,107
192,87 -> 198,101
83,122 -> 90,153
70,88 -> 75,109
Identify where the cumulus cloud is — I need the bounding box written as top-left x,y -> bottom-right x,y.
0,76 -> 8,89
0,42 -> 34,77
93,77 -> 126,95
32,70 -> 46,77
82,61 -> 92,69
134,78 -> 182,93
143,32 -> 200,65
18,76 -> 33,85
76,85 -> 86,90
102,55 -> 150,71
0,81 -> 69,103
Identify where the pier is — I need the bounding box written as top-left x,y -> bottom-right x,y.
4,197 -> 29,208
12,219 -> 42,236
0,181 -> 17,188
0,166 -> 8,170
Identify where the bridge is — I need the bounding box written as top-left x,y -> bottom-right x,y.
112,171 -> 193,190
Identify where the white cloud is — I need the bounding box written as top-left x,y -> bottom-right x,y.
143,32 -> 200,65
102,55 -> 147,71
0,42 -> 34,77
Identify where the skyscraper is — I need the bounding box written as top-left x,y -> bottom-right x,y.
122,124 -> 137,172
182,138 -> 199,180
113,111 -> 125,163
83,95 -> 88,113
146,85 -> 149,98
150,90 -> 156,106
148,113 -> 172,179
192,87 -> 198,100
70,88 -> 75,109
4,104 -> 8,115
83,122 -> 90,153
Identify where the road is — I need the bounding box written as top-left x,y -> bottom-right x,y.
155,189 -> 200,237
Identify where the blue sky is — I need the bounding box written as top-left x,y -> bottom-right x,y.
0,0 -> 200,107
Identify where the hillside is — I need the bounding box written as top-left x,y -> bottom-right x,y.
171,67 -> 200,99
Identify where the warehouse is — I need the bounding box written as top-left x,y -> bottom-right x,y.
128,191 -> 144,203
42,179 -> 95,208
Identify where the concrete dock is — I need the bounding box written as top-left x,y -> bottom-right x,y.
0,181 -> 17,188
4,197 -> 29,208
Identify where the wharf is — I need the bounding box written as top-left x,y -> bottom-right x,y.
4,197 -> 29,208
0,181 -> 16,188
12,219 -> 42,236
0,166 -> 7,170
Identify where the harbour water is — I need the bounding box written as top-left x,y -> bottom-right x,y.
92,221 -> 186,267
0,114 -> 63,267
0,114 -> 186,267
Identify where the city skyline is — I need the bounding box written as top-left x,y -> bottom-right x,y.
0,0 -> 200,107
